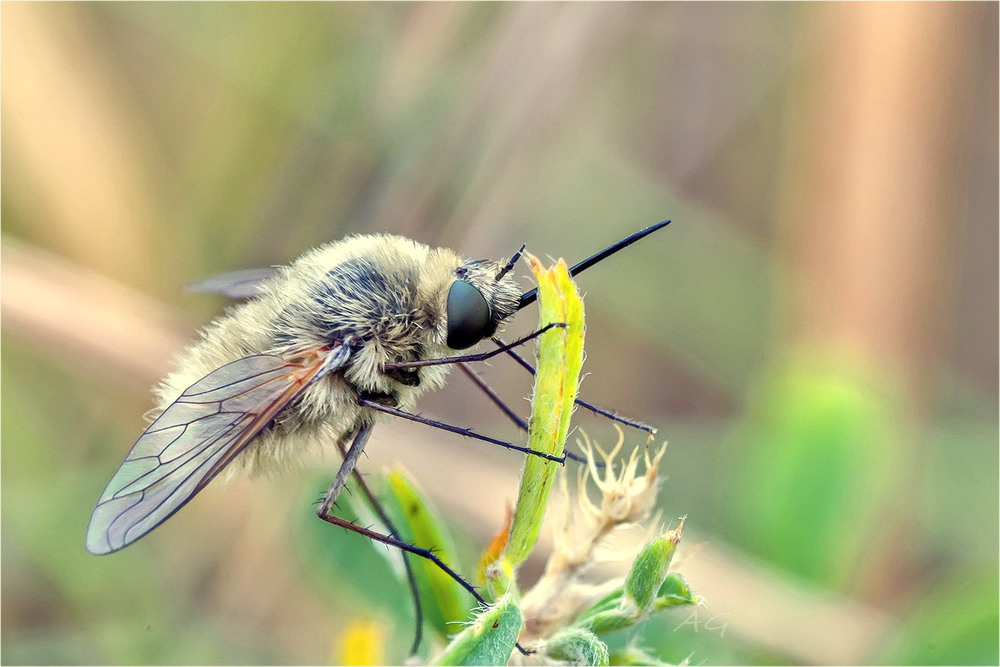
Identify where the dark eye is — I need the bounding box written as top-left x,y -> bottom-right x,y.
446,280 -> 491,350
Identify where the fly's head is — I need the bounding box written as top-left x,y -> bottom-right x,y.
445,257 -> 522,350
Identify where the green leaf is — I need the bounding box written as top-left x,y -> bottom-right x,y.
573,587 -> 625,628
625,530 -> 680,611
574,596 -> 636,636
574,527 -> 692,635
651,573 -> 699,612
433,597 -> 522,666
383,468 -> 468,641
546,627 -> 610,666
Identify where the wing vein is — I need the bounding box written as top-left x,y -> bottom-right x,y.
86,346 -> 349,555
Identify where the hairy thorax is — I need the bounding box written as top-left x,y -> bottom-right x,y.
154,235 -> 463,475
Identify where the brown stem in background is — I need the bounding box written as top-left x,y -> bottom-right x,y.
775,2 -> 975,608
778,2 -> 968,392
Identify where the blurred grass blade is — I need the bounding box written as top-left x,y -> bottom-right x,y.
383,468 -> 468,640
432,596 -> 522,666
502,255 -> 585,570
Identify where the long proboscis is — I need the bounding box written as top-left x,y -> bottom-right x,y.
516,219 -> 672,310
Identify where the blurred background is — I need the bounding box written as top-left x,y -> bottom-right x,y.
2,3 -> 996,665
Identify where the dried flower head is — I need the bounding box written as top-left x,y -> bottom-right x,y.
578,426 -> 666,527
518,428 -> 669,644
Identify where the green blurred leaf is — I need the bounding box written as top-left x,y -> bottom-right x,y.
383,468 -> 469,641
730,356 -> 898,587
292,474 -> 411,623
876,567 -> 999,666
573,586 -> 625,632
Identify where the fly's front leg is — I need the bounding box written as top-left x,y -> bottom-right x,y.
381,322 -> 566,372
357,398 -> 566,464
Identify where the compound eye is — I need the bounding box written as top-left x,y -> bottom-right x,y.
446,280 -> 491,350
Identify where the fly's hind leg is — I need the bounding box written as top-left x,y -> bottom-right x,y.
317,425 -> 373,518
331,427 -> 424,656
320,425 -> 533,657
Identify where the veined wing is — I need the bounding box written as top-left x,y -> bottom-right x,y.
185,267 -> 281,299
86,345 -> 350,555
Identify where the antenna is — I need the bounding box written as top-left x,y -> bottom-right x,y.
496,244 -> 526,281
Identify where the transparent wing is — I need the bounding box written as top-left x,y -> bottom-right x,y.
185,267 -> 281,299
86,345 -> 350,554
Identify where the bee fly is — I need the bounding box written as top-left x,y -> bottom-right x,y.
86,220 -> 671,650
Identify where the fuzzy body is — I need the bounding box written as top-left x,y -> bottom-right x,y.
154,234 -> 521,476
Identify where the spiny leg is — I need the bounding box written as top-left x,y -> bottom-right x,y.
333,433 -> 424,657
319,425 -> 533,656
492,336 -> 658,435
357,397 -> 565,464
316,513 -> 530,655
457,362 -> 594,465
318,425 -> 373,517
457,362 -> 527,431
